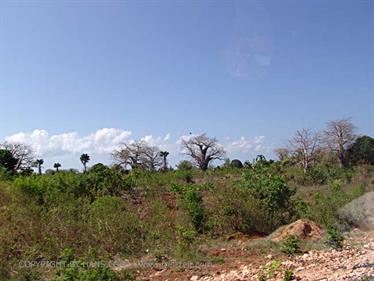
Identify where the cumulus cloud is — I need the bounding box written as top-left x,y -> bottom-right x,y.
5,128 -> 132,157
2,129 -> 269,168
225,136 -> 265,154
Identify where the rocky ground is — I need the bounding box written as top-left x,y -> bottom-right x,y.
132,228 -> 374,281
190,229 -> 374,281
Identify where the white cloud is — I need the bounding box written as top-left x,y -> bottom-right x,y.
225,136 -> 265,154
163,133 -> 171,142
5,128 -> 132,157
2,129 -> 269,168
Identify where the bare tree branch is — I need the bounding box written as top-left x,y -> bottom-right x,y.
289,129 -> 320,173
181,134 -> 225,170
0,142 -> 35,172
112,140 -> 162,171
324,118 -> 356,167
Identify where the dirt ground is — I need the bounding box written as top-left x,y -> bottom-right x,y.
121,229 -> 374,281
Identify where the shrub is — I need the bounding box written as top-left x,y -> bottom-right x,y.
0,167 -> 12,181
175,225 -> 201,261
283,270 -> 294,281
52,248 -> 119,281
171,184 -> 208,233
279,235 -> 301,255
325,227 -> 344,250
218,187 -> 268,234
235,165 -> 296,233
309,180 -> 365,228
180,188 -> 207,233
176,170 -> 194,183
261,260 -> 281,278
176,160 -> 194,170
87,196 -> 145,255
307,166 -> 328,185
83,165 -> 129,198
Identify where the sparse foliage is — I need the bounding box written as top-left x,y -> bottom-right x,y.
274,148 -> 290,161
289,129 -> 319,173
324,118 -> 356,167
181,134 -> 225,170
112,141 -> 162,171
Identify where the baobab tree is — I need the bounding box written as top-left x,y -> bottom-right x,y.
0,142 -> 34,172
112,140 -> 162,171
34,159 -> 44,175
289,128 -> 319,173
181,134 -> 225,171
142,146 -> 162,171
80,153 -> 90,172
324,118 -> 356,168
112,141 -> 145,169
159,151 -> 169,170
53,163 -> 61,173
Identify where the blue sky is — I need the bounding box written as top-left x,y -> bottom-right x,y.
0,0 -> 373,169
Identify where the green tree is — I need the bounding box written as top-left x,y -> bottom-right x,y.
237,165 -> 296,232
346,135 -> 374,165
53,163 -> 61,172
231,159 -> 243,168
80,153 -> 90,172
0,142 -> 35,172
176,160 -> 193,170
0,149 -> 18,172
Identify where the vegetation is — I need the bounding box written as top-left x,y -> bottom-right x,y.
80,153 -> 90,173
279,235 -> 301,255
0,120 -> 372,280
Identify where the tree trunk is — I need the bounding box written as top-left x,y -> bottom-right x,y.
200,162 -> 208,171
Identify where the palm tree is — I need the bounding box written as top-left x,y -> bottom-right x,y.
80,153 -> 90,173
159,151 -> 169,170
35,159 -> 44,175
53,163 -> 61,173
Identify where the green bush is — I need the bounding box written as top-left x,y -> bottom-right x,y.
283,270 -> 294,281
176,160 -> 194,170
309,180 -> 365,228
171,183 -> 209,233
307,166 -> 328,185
325,227 -> 344,250
176,170 -> 194,183
279,235 -> 301,255
180,188 -> 207,233
218,187 -> 268,234
52,248 -> 119,281
234,165 -> 296,233
87,196 -> 145,255
175,225 -> 201,261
